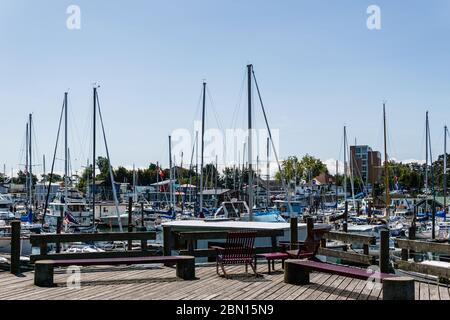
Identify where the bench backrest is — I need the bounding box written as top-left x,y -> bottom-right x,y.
30,231 -> 157,263
222,231 -> 257,262
30,231 -> 156,246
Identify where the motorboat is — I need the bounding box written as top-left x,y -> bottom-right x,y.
43,188 -> 92,226
213,201 -> 285,223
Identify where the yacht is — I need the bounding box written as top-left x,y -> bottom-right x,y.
43,188 -> 92,226
213,200 -> 285,223
0,194 -> 15,221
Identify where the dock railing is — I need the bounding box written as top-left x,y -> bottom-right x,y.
29,231 -> 157,263
394,238 -> 450,281
318,231 -> 377,266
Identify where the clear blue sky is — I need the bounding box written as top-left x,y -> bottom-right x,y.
1,0 -> 450,177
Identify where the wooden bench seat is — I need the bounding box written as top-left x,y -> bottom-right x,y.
34,255 -> 195,287
284,259 -> 395,285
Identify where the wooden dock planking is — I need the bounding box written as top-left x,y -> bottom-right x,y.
0,264 -> 447,300
295,273 -> 332,300
438,285 -> 450,300
315,275 -> 346,300
78,269 -> 170,300
284,272 -> 323,300
429,281 -> 441,300
305,274 -> 337,300
336,277 -> 360,300
327,277 -> 352,300
346,278 -> 367,300
419,281 -> 430,301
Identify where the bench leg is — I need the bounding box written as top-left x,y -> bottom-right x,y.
267,260 -> 271,274
176,258 -> 196,280
35,263 -> 54,287
284,260 -> 310,285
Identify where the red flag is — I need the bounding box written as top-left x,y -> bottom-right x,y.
158,167 -> 165,178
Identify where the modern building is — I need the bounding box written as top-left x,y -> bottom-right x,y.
350,145 -> 382,186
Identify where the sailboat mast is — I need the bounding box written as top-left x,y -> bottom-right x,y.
200,82 -> 206,214
214,155 -> 218,208
425,112 -> 429,192
42,155 -> 46,182
64,92 -> 68,218
266,137 -> 270,209
247,64 -> 254,221
335,160 -> 339,209
156,161 -> 159,205
133,164 -> 136,202
86,158 -> 89,202
169,135 -> 173,210
195,131 -> 198,209
383,103 -> 390,218
445,125 -> 448,219
92,87 -> 97,220
428,114 -> 436,239
343,126 -> 347,203
25,122 -> 29,208
350,136 -> 356,207
29,113 -> 33,210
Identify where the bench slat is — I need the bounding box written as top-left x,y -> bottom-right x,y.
36,255 -> 191,267
289,260 -> 394,281
30,232 -> 156,245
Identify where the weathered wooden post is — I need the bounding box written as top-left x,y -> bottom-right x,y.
363,243 -> 369,256
368,201 -> 372,218
409,206 -> 417,260
290,217 -> 298,250
306,217 -> 314,239
141,202 -> 144,227
379,229 -> 390,273
343,201 -> 348,232
356,201 -> 360,216
10,220 -> 21,275
127,196 -> 133,251
163,225 -> 174,266
56,217 -> 62,253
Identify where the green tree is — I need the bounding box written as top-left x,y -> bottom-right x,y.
275,154 -> 327,186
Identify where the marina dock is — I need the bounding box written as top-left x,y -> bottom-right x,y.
0,263 -> 448,300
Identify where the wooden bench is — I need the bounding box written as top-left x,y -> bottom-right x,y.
34,255 -> 195,287
284,259 -> 395,285
284,260 -> 416,300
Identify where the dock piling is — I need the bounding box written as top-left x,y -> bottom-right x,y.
10,220 -> 21,275
379,229 -> 390,273
290,217 -> 298,250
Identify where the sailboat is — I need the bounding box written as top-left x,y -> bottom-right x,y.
42,92 -> 91,227
215,65 -> 287,223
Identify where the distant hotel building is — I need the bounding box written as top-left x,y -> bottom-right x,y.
349,145 -> 382,186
